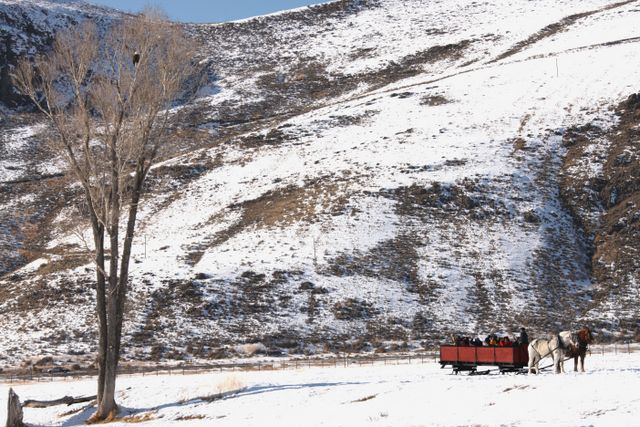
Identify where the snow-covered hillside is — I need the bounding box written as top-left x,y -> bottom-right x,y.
0,0 -> 115,54
0,0 -> 639,366
0,0 -> 117,106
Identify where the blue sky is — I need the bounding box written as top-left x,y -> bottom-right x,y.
87,1 -> 324,23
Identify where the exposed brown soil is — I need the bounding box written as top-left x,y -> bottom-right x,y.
388,181 -> 509,221
238,127 -> 305,149
326,233 -> 422,286
246,40 -> 472,122
181,178 -> 349,266
313,109 -> 380,130
0,172 -> 78,277
2,275 -> 92,314
559,92 -> 640,333
192,7 -> 473,133
332,298 -> 379,320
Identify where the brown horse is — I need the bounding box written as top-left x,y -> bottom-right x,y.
560,327 -> 594,372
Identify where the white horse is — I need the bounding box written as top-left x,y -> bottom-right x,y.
527,333 -> 577,374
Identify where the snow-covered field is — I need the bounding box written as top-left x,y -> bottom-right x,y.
1,349 -> 639,426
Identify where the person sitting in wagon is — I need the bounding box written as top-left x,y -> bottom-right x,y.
499,336 -> 512,347
485,334 -> 496,345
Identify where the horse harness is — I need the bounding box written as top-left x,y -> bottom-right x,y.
531,334 -> 564,360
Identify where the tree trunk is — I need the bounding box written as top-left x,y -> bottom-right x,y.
95,345 -> 118,420
95,139 -> 121,420
95,245 -> 119,419
82,189 -> 108,419
93,224 -> 107,406
94,294 -> 118,420
115,166 -> 144,357
95,168 -> 143,421
6,388 -> 24,427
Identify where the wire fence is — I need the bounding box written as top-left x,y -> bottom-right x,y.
1,342 -> 637,384
1,352 -> 438,384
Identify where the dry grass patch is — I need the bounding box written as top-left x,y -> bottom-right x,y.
182,178 -> 348,264
234,343 -> 267,356
216,375 -> 246,394
119,412 -> 158,423
233,178 -> 348,229
175,414 -> 206,421
351,394 -> 377,403
511,137 -> 528,152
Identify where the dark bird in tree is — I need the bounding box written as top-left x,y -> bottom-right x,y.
132,51 -> 140,66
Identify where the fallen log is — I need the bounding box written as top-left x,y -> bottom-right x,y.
22,395 -> 96,408
6,388 -> 24,427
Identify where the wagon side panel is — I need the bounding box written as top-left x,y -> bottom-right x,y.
439,345 -> 459,364
457,347 -> 477,364
476,346 -> 496,364
494,347 -> 515,364
513,344 -> 529,366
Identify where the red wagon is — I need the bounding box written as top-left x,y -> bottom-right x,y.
439,345 -> 529,374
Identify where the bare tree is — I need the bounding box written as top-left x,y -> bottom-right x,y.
13,11 -> 200,422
